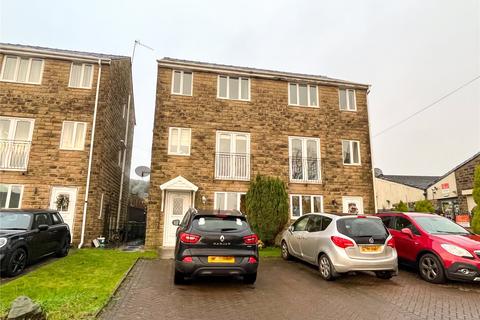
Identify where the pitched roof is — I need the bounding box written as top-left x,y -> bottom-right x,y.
428,151 -> 480,186
158,57 -> 369,88
0,43 -> 129,60
377,175 -> 441,190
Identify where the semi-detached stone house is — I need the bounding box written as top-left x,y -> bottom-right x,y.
147,58 -> 375,248
0,43 -> 135,246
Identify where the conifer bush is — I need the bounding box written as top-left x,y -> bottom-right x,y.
245,175 -> 289,245
471,165 -> 480,234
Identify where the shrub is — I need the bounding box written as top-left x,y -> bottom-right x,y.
393,200 -> 408,212
414,200 -> 435,213
472,165 -> 480,234
245,175 -> 289,245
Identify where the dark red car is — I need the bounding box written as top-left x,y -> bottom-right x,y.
376,212 -> 480,283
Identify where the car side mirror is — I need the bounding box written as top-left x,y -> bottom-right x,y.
401,227 -> 414,238
172,219 -> 180,226
288,225 -> 294,233
38,224 -> 49,231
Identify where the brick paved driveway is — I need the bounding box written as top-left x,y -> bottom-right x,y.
100,258 -> 480,320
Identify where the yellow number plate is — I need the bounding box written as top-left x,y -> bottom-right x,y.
360,245 -> 381,253
208,256 -> 235,263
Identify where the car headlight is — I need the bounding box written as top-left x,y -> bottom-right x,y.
440,244 -> 473,258
0,238 -> 7,248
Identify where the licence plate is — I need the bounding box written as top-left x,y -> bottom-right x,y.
208,256 -> 235,263
360,245 -> 381,253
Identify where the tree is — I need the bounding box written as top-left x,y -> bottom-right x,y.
393,201 -> 408,212
414,200 -> 435,213
471,165 -> 480,234
245,175 -> 289,245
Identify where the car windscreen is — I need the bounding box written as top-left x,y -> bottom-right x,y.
413,216 -> 469,235
0,212 -> 32,230
192,216 -> 249,232
337,218 -> 388,238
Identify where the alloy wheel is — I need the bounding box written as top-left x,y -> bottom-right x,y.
281,242 -> 288,259
319,256 -> 330,279
11,250 -> 27,274
420,257 -> 439,281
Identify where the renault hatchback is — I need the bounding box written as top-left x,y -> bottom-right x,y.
172,208 -> 259,285
281,213 -> 398,280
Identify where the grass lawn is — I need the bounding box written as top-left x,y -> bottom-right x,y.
0,249 -> 156,320
259,246 -> 281,258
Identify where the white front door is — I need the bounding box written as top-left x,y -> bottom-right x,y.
342,196 -> 364,214
163,191 -> 191,247
50,187 -> 77,239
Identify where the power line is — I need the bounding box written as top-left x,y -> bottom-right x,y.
373,75 -> 480,138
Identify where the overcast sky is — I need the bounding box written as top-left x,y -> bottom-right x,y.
1,0 -> 479,177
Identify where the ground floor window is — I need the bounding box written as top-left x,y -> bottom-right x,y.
214,192 -> 246,212
0,184 -> 23,209
290,195 -> 323,219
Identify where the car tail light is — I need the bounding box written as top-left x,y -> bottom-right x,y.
331,236 -> 355,248
243,234 -> 258,245
357,215 -> 367,218
180,232 -> 201,244
182,256 -> 193,263
387,238 -> 395,248
248,257 -> 258,264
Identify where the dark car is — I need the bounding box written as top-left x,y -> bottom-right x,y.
172,208 -> 259,285
377,212 -> 480,283
0,209 -> 71,277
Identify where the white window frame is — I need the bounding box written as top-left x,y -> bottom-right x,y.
59,121 -> 87,151
288,83 -> 318,107
217,75 -> 251,101
288,136 -> 322,183
171,70 -> 193,96
168,127 -> 192,156
0,116 -> 35,141
213,192 -> 246,211
215,130 -> 251,180
0,184 -> 24,209
68,62 -> 94,89
342,196 -> 364,214
290,194 -> 324,219
0,55 -> 44,85
339,88 -> 357,111
342,140 -> 361,165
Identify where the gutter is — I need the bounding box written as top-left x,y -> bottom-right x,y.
0,47 -> 113,64
78,59 -> 102,248
116,93 -> 131,229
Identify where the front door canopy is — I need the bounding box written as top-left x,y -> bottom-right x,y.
160,176 -> 198,192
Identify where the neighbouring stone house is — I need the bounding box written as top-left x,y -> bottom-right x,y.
0,43 -> 135,246
374,151 -> 480,216
146,58 -> 375,248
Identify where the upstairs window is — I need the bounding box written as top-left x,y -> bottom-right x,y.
60,121 -> 87,150
342,140 -> 361,165
218,76 -> 250,101
171,70 -> 193,95
0,56 -> 43,84
339,88 -> 356,111
69,63 -> 94,88
289,137 -> 321,183
168,127 -> 191,156
289,83 -> 318,107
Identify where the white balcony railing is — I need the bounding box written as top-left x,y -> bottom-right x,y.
289,156 -> 322,183
215,152 -> 250,181
0,140 -> 32,170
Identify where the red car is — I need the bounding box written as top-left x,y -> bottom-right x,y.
376,212 -> 480,283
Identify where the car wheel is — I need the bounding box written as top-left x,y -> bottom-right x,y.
174,269 -> 186,285
419,253 -> 446,284
56,237 -> 70,257
281,241 -> 292,260
6,248 -> 28,277
318,254 -> 336,281
243,273 -> 257,284
375,271 -> 393,280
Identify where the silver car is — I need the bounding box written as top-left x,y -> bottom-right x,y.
281,213 -> 398,280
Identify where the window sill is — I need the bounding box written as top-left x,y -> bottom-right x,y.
216,97 -> 251,103
171,92 -> 193,97
68,85 -> 93,90
288,104 -> 319,108
59,148 -> 86,151
0,79 -> 42,85
0,168 -> 28,172
167,153 -> 191,157
339,109 -> 357,112
289,180 -> 322,185
343,163 -> 362,166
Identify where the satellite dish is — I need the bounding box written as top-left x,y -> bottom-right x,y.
135,166 -> 151,178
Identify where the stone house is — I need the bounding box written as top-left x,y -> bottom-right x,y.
146,58 -> 375,248
0,43 -> 135,246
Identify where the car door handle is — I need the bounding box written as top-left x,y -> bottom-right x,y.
49,230 -> 59,233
